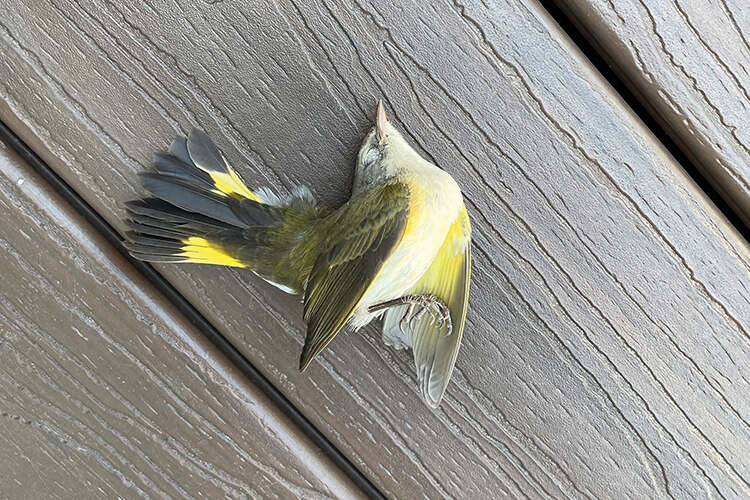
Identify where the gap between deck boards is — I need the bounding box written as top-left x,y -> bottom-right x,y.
0,121 -> 385,500
539,0 -> 750,242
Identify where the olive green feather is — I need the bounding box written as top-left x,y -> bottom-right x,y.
300,181 -> 410,370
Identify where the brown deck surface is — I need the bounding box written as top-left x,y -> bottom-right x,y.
1,0 -> 750,497
0,141 -> 362,499
554,0 -> 750,227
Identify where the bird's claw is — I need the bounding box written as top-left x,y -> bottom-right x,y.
394,294 -> 452,336
398,303 -> 415,335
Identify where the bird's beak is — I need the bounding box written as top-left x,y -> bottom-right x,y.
376,99 -> 388,143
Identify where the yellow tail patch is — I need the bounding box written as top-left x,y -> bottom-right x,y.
178,236 -> 246,267
208,168 -> 261,202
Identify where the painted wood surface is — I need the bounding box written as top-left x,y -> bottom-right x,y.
553,0 -> 750,226
1,0 -> 749,497
0,141 -> 363,499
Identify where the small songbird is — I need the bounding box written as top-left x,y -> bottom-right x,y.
124,101 -> 471,407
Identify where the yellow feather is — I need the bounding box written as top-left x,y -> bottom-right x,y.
208,170 -> 261,201
390,206 -> 470,406
412,207 -> 470,304
402,181 -> 426,239
178,236 -> 246,267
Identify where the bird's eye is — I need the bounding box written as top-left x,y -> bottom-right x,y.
363,147 -> 381,166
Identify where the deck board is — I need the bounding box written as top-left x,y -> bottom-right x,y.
1,0 -> 750,497
552,0 -> 750,226
0,140 -> 362,499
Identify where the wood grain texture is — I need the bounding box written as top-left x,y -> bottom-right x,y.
1,0 -> 750,497
552,0 -> 750,226
0,141 -> 363,499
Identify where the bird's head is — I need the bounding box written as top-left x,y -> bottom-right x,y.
353,100 -> 421,192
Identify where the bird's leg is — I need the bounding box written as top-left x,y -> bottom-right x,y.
369,294 -> 452,335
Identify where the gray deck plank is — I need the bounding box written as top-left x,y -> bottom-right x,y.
0,140 -> 362,499
1,0 -> 749,497
553,0 -> 750,226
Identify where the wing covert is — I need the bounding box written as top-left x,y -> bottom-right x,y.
300,182 -> 410,371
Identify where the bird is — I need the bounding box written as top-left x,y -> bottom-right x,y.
123,101 -> 471,407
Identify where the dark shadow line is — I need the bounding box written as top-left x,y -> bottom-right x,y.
540,0 -> 750,242
0,121 -> 386,500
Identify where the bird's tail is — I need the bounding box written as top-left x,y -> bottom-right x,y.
123,129 -> 327,293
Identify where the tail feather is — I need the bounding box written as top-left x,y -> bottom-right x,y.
138,173 -> 253,227
153,152 -> 216,192
124,231 -> 180,246
123,200 -> 252,268
124,218 -> 194,239
127,253 -> 192,264
125,199 -> 235,229
124,129 -> 325,292
125,240 -> 182,255
180,129 -> 261,201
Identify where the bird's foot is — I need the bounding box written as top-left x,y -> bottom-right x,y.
369,294 -> 452,335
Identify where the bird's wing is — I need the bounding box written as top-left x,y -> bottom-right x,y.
382,207 -> 471,407
301,181 -> 411,370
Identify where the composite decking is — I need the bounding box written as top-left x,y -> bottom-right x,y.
1,0 -> 749,497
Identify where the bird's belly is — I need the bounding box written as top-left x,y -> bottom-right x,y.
363,233 -> 439,304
